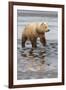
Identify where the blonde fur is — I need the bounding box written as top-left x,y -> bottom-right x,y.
22,22 -> 48,40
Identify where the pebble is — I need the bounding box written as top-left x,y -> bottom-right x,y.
40,60 -> 45,64
21,53 -> 27,57
47,64 -> 50,66
52,46 -> 55,48
33,53 -> 39,57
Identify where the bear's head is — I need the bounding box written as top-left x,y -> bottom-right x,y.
39,22 -> 50,33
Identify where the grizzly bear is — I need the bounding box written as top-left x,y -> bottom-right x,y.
21,22 -> 50,48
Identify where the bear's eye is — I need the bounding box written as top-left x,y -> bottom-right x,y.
45,26 -> 47,28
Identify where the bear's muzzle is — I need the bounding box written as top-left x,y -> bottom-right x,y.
46,29 -> 50,32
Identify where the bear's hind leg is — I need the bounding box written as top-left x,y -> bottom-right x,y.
22,36 -> 27,48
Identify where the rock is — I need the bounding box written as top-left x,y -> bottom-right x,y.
20,50 -> 24,54
40,60 -> 45,64
34,57 -> 39,60
33,53 -> 39,57
47,64 -> 50,66
50,43 -> 54,45
21,53 -> 27,57
22,48 -> 27,50
52,46 -> 55,48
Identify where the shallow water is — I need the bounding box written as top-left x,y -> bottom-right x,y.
17,40 -> 58,80
17,10 -> 58,80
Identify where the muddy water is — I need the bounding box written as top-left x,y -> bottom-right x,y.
17,40 -> 58,80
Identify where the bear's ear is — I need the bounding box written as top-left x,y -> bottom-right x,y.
41,23 -> 44,26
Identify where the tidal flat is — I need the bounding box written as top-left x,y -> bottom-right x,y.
17,40 -> 58,80
17,10 -> 58,80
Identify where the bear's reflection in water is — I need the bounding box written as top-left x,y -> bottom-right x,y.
17,40 -> 58,80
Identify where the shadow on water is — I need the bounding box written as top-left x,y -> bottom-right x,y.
17,40 -> 58,80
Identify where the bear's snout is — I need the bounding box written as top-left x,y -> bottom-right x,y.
46,29 -> 50,32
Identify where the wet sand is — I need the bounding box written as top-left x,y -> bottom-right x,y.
17,40 -> 58,80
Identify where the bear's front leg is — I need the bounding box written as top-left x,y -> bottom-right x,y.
40,36 -> 46,46
21,36 -> 27,48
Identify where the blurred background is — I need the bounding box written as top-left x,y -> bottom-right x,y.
17,10 -> 58,40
